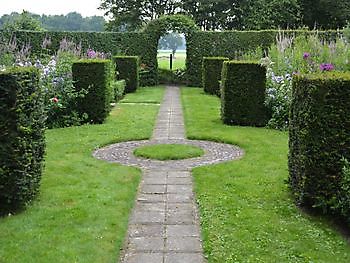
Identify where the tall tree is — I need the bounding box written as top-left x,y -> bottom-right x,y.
2,10 -> 44,31
300,0 -> 350,29
158,32 -> 184,56
100,0 -> 181,31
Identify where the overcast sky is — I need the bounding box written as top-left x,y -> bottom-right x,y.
0,0 -> 105,17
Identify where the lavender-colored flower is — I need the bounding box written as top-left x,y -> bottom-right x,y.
319,63 -> 334,71
87,49 -> 97,58
303,52 -> 310,59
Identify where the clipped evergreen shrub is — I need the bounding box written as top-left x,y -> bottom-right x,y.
221,60 -> 269,126
289,73 -> 350,217
111,80 -> 126,102
113,56 -> 139,93
202,57 -> 229,96
72,59 -> 113,124
0,67 -> 46,215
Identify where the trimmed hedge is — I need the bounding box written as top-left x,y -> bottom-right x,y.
187,30 -> 341,85
112,80 -> 126,102
0,30 -> 158,86
202,57 -> 229,95
221,60 -> 269,127
113,56 -> 139,93
72,59 -> 113,124
0,28 -> 341,86
289,73 -> 350,218
0,67 -> 46,215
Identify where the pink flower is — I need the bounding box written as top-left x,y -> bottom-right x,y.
303,52 -> 310,59
319,63 -> 334,71
51,97 -> 59,103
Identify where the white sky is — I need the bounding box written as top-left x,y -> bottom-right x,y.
0,0 -> 105,17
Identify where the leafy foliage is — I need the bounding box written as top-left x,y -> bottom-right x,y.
0,67 -> 46,216
0,11 -> 105,32
221,61 -> 269,127
113,56 -> 139,93
1,10 -> 44,32
72,59 -> 114,124
202,57 -> 228,96
289,73 -> 350,217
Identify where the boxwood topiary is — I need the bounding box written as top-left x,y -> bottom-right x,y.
0,67 -> 46,215
289,73 -> 350,217
221,60 -> 269,127
202,57 -> 229,96
72,59 -> 114,124
113,56 -> 139,93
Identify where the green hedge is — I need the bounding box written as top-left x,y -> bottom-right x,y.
202,57 -> 229,95
113,56 -> 139,93
111,80 -> 126,102
157,68 -> 187,85
187,30 -> 341,86
72,59 -> 113,124
0,67 -> 46,215
221,60 -> 269,126
289,73 -> 350,218
0,30 -> 158,86
1,28 -> 341,87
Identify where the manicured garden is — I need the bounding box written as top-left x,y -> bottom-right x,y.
0,87 -> 163,262
182,88 -> 350,262
1,12 -> 350,263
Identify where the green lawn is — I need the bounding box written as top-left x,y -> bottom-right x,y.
134,144 -> 204,160
181,87 -> 350,262
157,50 -> 186,70
0,87 -> 164,263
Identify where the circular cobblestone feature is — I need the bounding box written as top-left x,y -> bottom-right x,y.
93,139 -> 244,171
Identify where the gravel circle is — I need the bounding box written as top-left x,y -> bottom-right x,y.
93,139 -> 244,171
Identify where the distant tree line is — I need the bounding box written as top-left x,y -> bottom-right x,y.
99,0 -> 350,31
0,11 -> 105,32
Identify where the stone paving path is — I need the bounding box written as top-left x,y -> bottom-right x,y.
94,86 -> 244,263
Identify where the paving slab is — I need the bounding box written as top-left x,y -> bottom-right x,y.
93,86 -> 244,262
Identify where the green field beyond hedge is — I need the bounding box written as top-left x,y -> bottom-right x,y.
0,87 -> 164,262
181,87 -> 350,262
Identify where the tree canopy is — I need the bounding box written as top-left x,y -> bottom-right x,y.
100,0 -> 350,31
0,11 -> 106,32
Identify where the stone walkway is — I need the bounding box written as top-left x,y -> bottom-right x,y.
94,86 -> 244,263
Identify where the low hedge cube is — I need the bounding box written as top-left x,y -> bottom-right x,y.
202,57 -> 229,96
221,60 -> 269,127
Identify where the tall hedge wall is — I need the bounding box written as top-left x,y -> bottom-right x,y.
221,60 -> 269,127
289,73 -> 350,217
1,29 -> 340,87
0,30 -> 158,86
113,56 -> 139,93
187,30 -> 340,86
72,59 -> 114,124
202,57 -> 229,95
0,67 -> 46,215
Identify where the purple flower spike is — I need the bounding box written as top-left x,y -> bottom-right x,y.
320,63 -> 334,71
87,49 -> 97,58
303,52 -> 310,59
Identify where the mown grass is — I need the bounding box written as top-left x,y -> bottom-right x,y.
0,87 -> 164,262
157,50 -> 186,70
134,144 -> 204,160
120,86 -> 165,104
181,87 -> 350,262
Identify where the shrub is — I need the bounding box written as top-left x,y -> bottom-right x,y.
113,56 -> 139,93
221,60 -> 269,126
157,68 -> 187,85
0,67 -> 46,215
111,80 -> 125,102
289,73 -> 350,217
72,59 -> 114,124
202,57 -> 228,96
